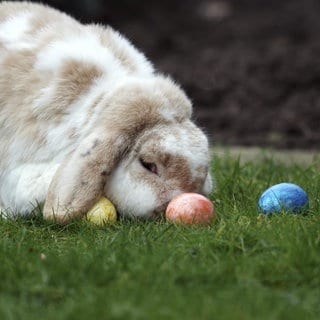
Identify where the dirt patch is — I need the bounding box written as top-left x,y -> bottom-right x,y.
46,0 -> 320,149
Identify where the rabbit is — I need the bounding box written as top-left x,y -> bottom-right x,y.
0,1 -> 212,223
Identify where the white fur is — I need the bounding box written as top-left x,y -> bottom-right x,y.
36,35 -> 117,74
107,30 -> 154,77
0,11 -> 33,50
105,164 -> 158,218
1,163 -> 59,214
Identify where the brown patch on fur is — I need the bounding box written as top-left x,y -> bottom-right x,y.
163,153 -> 206,192
0,48 -> 69,129
0,49 -> 44,149
97,78 -> 192,138
97,81 -> 191,146
56,60 -> 103,107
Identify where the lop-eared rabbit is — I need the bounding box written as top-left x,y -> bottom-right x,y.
0,2 -> 212,223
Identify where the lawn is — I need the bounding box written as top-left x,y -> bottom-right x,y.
0,151 -> 320,320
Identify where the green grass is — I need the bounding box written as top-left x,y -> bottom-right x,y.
1,153 -> 320,320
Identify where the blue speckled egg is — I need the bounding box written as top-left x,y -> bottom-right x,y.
258,182 -> 309,215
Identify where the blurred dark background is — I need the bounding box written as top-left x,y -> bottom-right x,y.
35,0 -> 320,149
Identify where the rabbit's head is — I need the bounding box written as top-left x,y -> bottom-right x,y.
44,77 -> 212,223
105,121 -> 212,218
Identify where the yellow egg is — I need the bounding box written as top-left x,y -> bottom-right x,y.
85,197 -> 117,225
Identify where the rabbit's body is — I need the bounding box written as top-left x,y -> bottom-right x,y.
0,2 -> 212,222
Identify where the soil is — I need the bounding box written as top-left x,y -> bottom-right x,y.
47,0 -> 320,149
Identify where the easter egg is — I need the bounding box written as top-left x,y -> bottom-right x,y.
258,182 -> 309,215
165,193 -> 215,225
85,197 -> 117,225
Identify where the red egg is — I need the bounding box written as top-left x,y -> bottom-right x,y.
165,193 -> 215,225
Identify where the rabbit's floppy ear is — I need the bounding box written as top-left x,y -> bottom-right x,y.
43,130 -> 127,224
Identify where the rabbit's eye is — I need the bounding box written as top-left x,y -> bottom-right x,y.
140,158 -> 158,175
